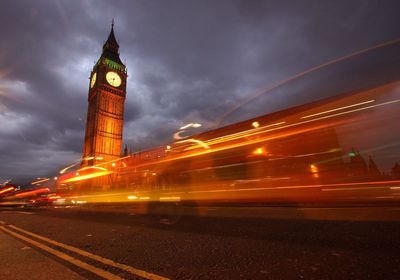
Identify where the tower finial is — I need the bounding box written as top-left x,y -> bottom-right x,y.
112,18 -> 114,29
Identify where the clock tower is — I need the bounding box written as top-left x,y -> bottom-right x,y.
82,22 -> 127,167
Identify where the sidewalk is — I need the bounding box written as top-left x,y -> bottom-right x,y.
0,231 -> 85,280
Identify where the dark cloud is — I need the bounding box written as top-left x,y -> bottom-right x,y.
0,0 -> 399,183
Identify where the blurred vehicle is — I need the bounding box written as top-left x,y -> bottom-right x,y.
57,82 -> 400,213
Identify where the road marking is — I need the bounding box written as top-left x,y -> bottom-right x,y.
0,226 -> 122,280
8,225 -> 169,280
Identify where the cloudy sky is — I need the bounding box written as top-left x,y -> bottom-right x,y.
0,0 -> 399,183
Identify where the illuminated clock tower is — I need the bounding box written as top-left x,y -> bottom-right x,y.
82,22 -> 127,167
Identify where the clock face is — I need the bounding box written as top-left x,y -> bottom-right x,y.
90,72 -> 97,88
106,71 -> 122,87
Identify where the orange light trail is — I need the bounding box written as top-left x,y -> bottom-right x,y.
88,155 -> 130,169
15,188 -> 50,198
200,121 -> 286,147
187,180 -> 400,194
59,156 -> 104,174
128,119 -> 348,170
61,170 -> 114,183
78,166 -> 108,172
179,138 -> 210,150
202,97 -> 400,152
31,178 -> 50,185
0,187 -> 14,195
59,162 -> 80,174
159,196 -> 181,201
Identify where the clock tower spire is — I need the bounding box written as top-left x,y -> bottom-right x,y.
82,23 -> 127,172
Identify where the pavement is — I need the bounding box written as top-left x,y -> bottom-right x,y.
1,205 -> 400,279
0,229 -> 85,280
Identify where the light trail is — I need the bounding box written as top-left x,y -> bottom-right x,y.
174,123 -> 203,140
59,156 -> 104,174
179,138 -> 210,150
61,170 -> 114,183
69,191 -> 138,199
121,119 -> 348,170
0,187 -> 14,195
14,188 -> 50,198
78,166 -> 108,172
31,178 -> 50,185
180,123 -> 202,130
187,180 -> 400,194
159,196 -> 181,201
204,97 -> 400,153
216,37 -> 400,126
191,121 -> 287,149
321,186 -> 387,192
301,99 -> 375,119
58,179 -> 400,203
298,98 -> 400,122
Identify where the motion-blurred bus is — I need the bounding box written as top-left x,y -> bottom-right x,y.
57,82 -> 400,210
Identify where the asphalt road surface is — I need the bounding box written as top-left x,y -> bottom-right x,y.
1,205 -> 400,279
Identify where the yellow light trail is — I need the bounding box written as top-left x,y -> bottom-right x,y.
31,178 -> 50,185
59,156 -> 104,174
0,187 -> 14,195
179,138 -> 210,150
301,99 -> 375,119
203,98 -> 400,153
186,179 -> 400,194
61,171 -> 114,183
182,121 -> 286,152
78,166 -> 108,172
299,98 -> 400,122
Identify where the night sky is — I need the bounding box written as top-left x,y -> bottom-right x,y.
1,0 -> 399,183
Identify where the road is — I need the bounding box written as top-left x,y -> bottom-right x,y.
1,205 -> 400,279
